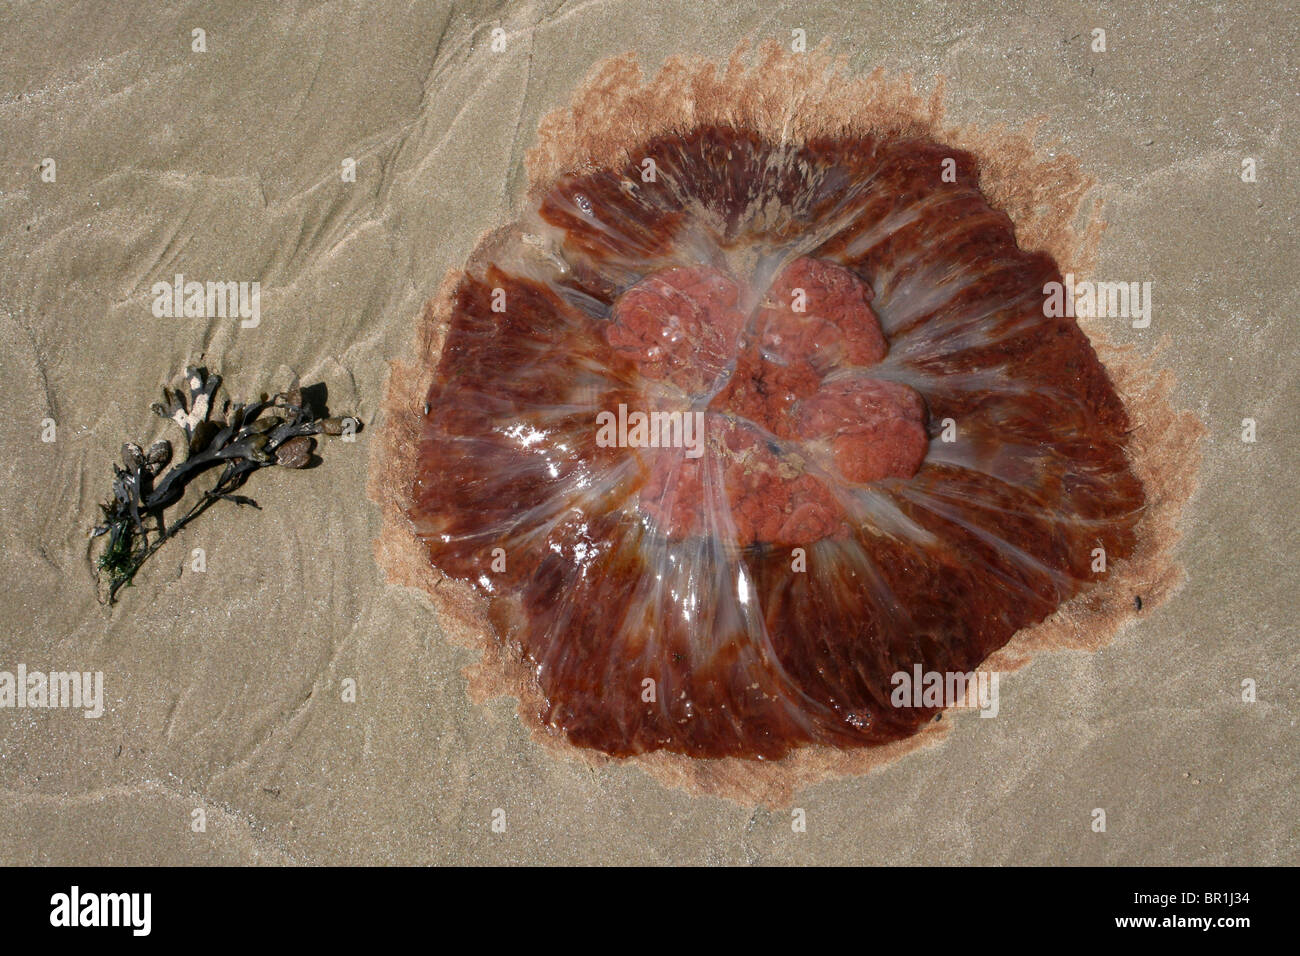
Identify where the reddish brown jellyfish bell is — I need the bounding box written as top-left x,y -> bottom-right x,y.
373,45 -> 1202,804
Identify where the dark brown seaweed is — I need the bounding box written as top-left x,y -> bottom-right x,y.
91,365 -> 361,604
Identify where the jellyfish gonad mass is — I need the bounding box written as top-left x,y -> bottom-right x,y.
407,125 -> 1145,760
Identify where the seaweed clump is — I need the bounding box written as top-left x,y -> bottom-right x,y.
92,365 -> 360,603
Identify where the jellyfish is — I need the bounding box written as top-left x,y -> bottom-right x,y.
371,45 -> 1202,803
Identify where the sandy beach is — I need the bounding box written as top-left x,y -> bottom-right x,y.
0,0 -> 1295,865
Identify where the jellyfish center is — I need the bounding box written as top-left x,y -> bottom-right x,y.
604,256 -> 929,545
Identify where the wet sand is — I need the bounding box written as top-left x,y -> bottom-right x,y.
0,0 -> 1295,864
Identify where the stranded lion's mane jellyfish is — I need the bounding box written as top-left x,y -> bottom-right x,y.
372,46 -> 1202,803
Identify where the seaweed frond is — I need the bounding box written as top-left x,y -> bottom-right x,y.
91,365 -> 362,604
